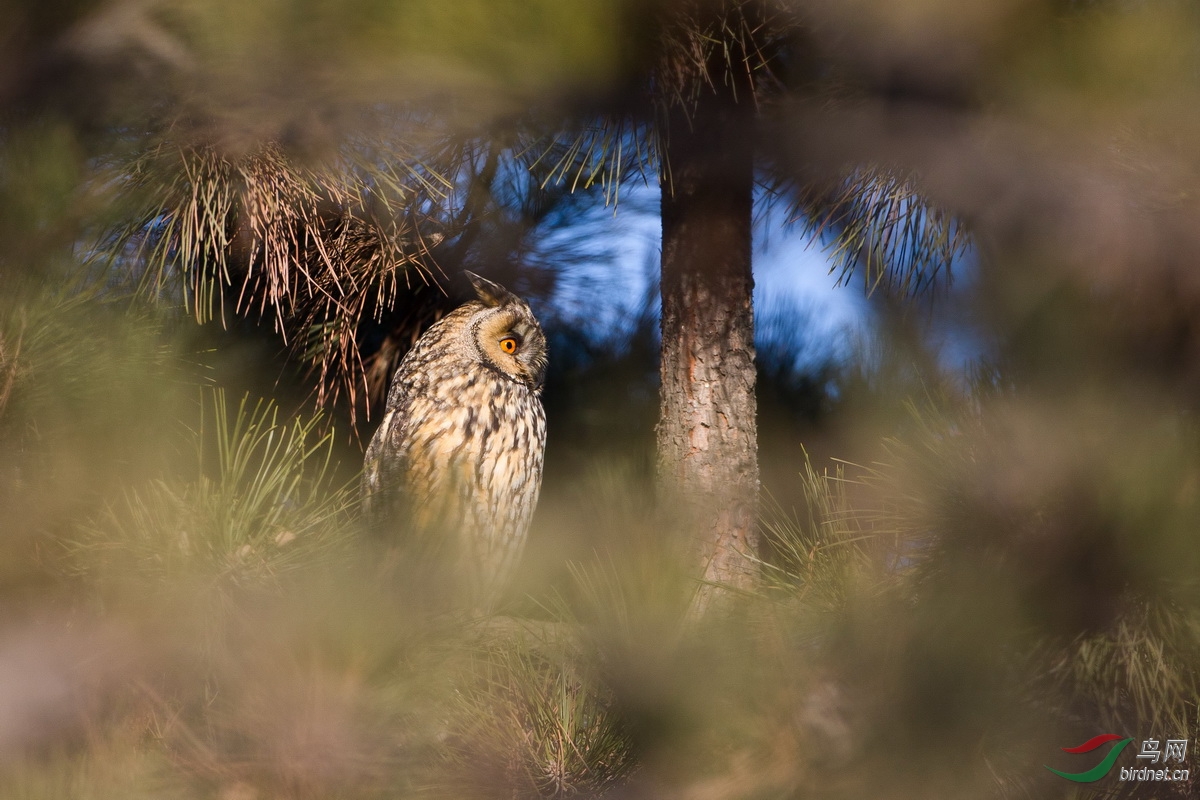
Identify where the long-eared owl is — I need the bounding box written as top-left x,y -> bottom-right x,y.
362,272 -> 547,607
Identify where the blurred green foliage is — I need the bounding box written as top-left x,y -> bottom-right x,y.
5,0 -> 1200,799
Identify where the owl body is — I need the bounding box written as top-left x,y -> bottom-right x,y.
362,273 -> 547,607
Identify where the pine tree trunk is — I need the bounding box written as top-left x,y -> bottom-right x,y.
657,75 -> 758,602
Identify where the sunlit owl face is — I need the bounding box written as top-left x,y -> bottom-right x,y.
465,272 -> 548,391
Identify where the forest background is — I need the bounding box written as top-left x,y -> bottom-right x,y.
3,1 -> 1200,798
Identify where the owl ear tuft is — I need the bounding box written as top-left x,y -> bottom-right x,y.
465,271 -> 517,308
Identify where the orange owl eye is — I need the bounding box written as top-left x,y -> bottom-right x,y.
499,336 -> 519,354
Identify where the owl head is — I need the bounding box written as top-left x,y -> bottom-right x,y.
463,271 -> 548,392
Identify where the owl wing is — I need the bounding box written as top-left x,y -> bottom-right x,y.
361,383 -> 475,544
361,410 -> 397,521
361,354 -> 430,525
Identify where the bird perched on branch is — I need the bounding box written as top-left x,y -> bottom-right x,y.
362,272 -> 547,608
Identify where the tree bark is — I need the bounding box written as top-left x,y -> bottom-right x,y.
657,71 -> 758,602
